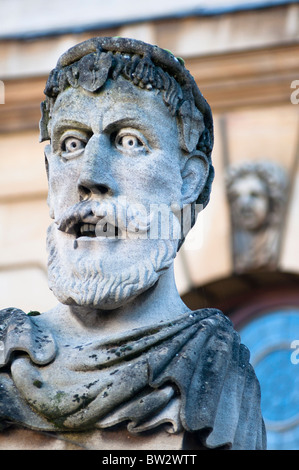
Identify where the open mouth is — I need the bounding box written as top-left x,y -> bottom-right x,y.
56,202 -> 126,241
70,221 -> 121,239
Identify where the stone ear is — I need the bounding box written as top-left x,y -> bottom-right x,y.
39,101 -> 50,142
180,151 -> 209,207
44,145 -> 55,219
44,144 -> 51,181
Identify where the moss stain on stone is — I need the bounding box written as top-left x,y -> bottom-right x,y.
33,380 -> 43,389
27,311 -> 41,316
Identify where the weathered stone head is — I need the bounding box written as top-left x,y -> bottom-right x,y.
39,37 -> 215,309
226,161 -> 288,231
226,160 -> 288,272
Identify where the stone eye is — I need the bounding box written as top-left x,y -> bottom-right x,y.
116,134 -> 143,150
62,137 -> 86,153
250,191 -> 262,199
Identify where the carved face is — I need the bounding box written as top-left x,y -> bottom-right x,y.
228,174 -> 269,231
45,77 -> 201,309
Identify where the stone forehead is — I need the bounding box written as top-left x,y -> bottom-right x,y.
51,76 -> 178,128
230,173 -> 268,189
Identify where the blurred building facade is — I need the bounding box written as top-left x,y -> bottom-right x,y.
1,0 -> 299,449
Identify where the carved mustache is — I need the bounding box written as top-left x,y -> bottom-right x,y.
56,199 -> 153,238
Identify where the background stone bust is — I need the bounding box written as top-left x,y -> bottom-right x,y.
226,160 -> 288,273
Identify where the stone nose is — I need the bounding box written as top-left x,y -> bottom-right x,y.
239,194 -> 252,208
77,134 -> 117,200
78,179 -> 111,199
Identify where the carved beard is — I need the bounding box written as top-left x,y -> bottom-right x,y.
46,223 -> 179,309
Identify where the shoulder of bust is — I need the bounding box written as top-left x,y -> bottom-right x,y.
0,307 -> 56,367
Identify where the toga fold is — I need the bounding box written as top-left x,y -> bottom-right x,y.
0,307 -> 266,449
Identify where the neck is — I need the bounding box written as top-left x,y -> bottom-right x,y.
45,265 -> 190,338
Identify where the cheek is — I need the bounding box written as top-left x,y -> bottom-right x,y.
118,154 -> 182,205
254,198 -> 268,219
48,159 -> 80,215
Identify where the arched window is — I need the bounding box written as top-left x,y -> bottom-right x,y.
240,308 -> 299,450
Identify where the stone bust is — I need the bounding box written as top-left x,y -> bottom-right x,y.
226,161 -> 288,273
0,37 -> 266,450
